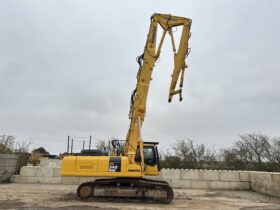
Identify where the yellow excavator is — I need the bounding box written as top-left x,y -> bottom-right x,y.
61,13 -> 192,203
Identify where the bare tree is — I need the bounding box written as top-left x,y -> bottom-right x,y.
238,133 -> 271,170
0,135 -> 16,154
220,133 -> 273,171
94,136 -> 119,152
14,140 -> 32,173
172,138 -> 191,163
269,138 -> 280,164
95,139 -> 108,151
172,138 -> 217,169
160,150 -> 182,169
221,148 -> 246,170
166,133 -> 280,171
15,140 -> 31,154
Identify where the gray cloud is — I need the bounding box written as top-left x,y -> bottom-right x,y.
0,0 -> 279,154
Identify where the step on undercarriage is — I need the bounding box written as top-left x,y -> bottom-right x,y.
77,178 -> 174,204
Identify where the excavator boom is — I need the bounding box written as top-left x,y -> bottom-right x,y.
125,13 -> 192,165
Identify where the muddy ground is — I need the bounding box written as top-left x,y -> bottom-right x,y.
0,183 -> 280,210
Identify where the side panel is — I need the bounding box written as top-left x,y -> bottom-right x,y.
61,156 -> 77,176
75,156 -> 98,172
145,165 -> 159,176
61,156 -> 142,177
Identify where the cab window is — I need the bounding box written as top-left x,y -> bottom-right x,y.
135,147 -> 156,165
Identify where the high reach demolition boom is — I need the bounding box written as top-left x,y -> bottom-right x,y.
61,13 -> 192,203
125,13 -> 192,166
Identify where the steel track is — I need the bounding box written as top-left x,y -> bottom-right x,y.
77,178 -> 174,204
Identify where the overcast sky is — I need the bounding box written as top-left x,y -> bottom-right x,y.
0,1 -> 279,154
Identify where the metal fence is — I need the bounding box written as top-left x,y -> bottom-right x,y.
0,154 -> 19,183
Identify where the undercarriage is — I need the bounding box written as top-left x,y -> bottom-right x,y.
77,178 -> 174,204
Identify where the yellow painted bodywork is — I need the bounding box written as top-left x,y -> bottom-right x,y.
61,155 -> 158,177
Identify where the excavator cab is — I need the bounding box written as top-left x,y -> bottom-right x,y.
111,140 -> 160,175
135,142 -> 160,174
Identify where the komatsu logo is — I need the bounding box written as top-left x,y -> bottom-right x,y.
108,157 -> 121,172
109,163 -> 118,172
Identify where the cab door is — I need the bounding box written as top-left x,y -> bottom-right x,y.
135,146 -> 160,176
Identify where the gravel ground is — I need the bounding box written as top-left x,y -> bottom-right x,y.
0,183 -> 280,210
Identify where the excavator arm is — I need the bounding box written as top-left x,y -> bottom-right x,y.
125,13 -> 192,165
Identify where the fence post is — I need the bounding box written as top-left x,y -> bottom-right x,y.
71,139 -> 74,154
89,136 -> 92,150
67,136 -> 70,155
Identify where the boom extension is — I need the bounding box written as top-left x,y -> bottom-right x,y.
125,13 -> 192,164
